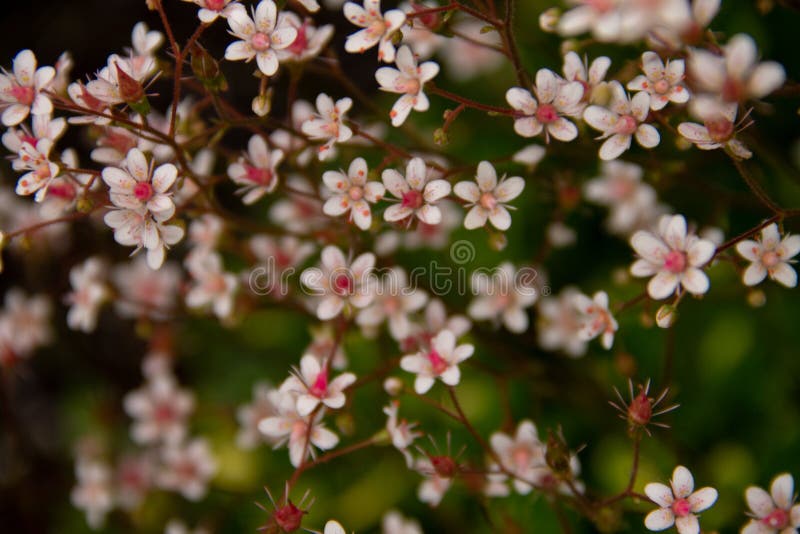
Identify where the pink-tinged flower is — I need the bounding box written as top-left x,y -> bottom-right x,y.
343,0 -> 406,62
270,176 -> 327,233
322,157 -> 385,230
115,453 -> 154,511
86,54 -> 152,106
156,438 -> 217,501
123,373 -> 195,445
583,81 -> 660,160
181,0 -> 241,23
67,80 -> 111,125
300,245 -> 376,320
375,46 -> 439,127
414,456 -> 452,506
562,52 -> 611,112
165,519 -> 210,534
13,138 -> 60,202
438,17 -> 504,81
490,420 -> 546,495
224,0 -> 297,77
248,234 -> 315,298
111,257 -> 180,319
185,252 -> 238,319
648,0 -> 719,48
630,214 -> 716,299
281,354 -> 356,416
384,401 -> 422,467
689,33 -> 785,103
227,134 -> 283,204
276,12 -> 334,62
382,510 -> 422,534
536,287 -> 588,357
742,473 -> 800,534
736,223 -> 800,288
70,459 -> 113,529
468,262 -> 538,333
2,113 -> 66,160
644,465 -> 718,533
270,99 -> 315,166
64,257 -> 109,333
103,148 -> 178,218
627,52 -> 689,111
236,382 -> 281,449
400,329 -> 474,394
305,323 -> 348,370
574,290 -> 618,349
0,289 -> 52,361
0,49 -> 55,126
104,207 -> 185,270
454,161 -> 525,231
356,267 -> 428,340
678,100 -> 752,159
382,157 -> 451,225
129,22 -> 163,75
505,69 -> 583,141
301,93 -> 353,160
584,160 -> 664,237
258,392 -> 340,467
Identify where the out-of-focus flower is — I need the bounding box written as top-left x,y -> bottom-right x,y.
227,134 -> 283,204
300,245 -> 376,320
742,473 -> 800,534
357,267 -> 427,340
490,420 -> 545,495
123,373 -> 195,445
468,262 -> 538,333
181,0 -> 241,23
236,382 -> 281,449
156,438 -> 217,501
71,459 -> 113,529
382,510 -> 422,534
573,291 -> 618,349
301,93 -> 353,160
65,257 -> 109,333
384,401 -> 421,467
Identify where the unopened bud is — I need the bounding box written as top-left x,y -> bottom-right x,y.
655,304 -> 677,328
488,231 -> 507,251
539,7 -> 561,32
191,45 -> 228,93
544,430 -> 572,479
747,289 -> 766,307
252,91 -> 272,117
559,39 -> 580,56
273,501 -> 305,532
76,196 -> 94,213
430,455 -> 458,478
115,63 -> 145,104
383,377 -> 404,396
433,128 -> 449,146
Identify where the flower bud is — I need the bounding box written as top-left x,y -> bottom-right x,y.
273,501 -> 305,532
430,455 -> 458,478
539,8 -> 561,32
747,289 -> 766,307
433,128 -> 449,146
191,45 -> 228,93
252,91 -> 272,117
115,63 -> 145,103
383,377 -> 404,396
559,39 -> 579,56
655,304 -> 677,328
544,430 -> 572,479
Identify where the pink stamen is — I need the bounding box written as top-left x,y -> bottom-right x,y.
762,509 -> 789,530
616,115 -> 638,135
133,182 -> 154,201
309,368 -> 329,398
333,274 -> 353,295
401,190 -> 424,209
427,349 -> 448,375
251,32 -> 271,52
479,192 -> 498,210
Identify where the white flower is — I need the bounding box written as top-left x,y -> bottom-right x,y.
0,288 -> 52,358
224,0 -> 297,76
382,157 -> 451,225
156,438 -> 217,501
343,0 -> 406,62
383,401 -> 421,467
103,148 -> 178,218
103,207 -> 185,270
677,100 -> 752,159
275,12 -> 334,63
630,214 -> 716,299
627,51 -> 689,111
688,33 -> 785,103
258,391 -> 339,467
280,354 -> 356,416
0,49 -> 55,126
505,69 -> 583,141
227,134 -> 283,204
270,99 -> 315,166
468,262 -> 538,333
181,0 -> 240,23
356,267 -> 427,340
249,234 -> 315,298
13,138 -> 60,202
322,157 -> 385,230
86,55 -> 152,106
64,257 -> 109,333
736,223 -> 800,288
536,287 -> 588,357
123,373 -> 195,445
129,22 -> 163,76
573,291 -> 618,349
382,510 -> 422,534
375,45 -> 439,126
300,245 -> 375,320
490,420 -> 545,495
2,113 -> 66,159
454,161 -> 525,231
185,252 -> 238,319
583,81 -> 660,160
301,93 -> 353,160
70,460 -> 113,530
400,329 -> 474,394
562,52 -> 611,112
324,520 -> 347,534
236,382 -> 281,449
644,465 -> 718,533
742,473 -> 800,534
111,257 -> 180,319
415,456 -> 451,506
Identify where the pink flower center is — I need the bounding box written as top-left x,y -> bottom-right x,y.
427,349 -> 448,375
309,368 -> 329,398
535,103 -> 559,124
154,402 -> 176,424
762,509 -> 789,530
11,85 -> 35,106
348,186 -> 364,201
399,77 -> 421,95
206,0 -> 226,10
133,181 -> 154,201
654,79 -> 670,94
245,164 -> 273,186
251,32 -> 271,52
761,250 -> 780,268
672,498 -> 691,517
616,115 -> 638,135
705,117 -> 734,143
287,22 -> 309,55
479,192 -> 498,210
333,274 -> 354,295
401,189 -> 424,210
35,163 -> 52,179
663,250 -> 687,274
511,446 -> 532,469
